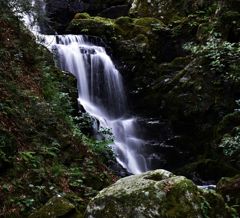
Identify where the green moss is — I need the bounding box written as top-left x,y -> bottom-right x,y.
134,17 -> 163,26
28,196 -> 76,218
86,170 -> 233,217
69,14 -> 166,41
69,14 -> 117,40
115,16 -> 133,26
114,16 -> 135,37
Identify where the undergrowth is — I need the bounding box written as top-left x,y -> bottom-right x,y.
0,4 -> 116,217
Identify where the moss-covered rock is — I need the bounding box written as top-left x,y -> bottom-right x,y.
85,169 -> 233,217
217,175 -> 240,215
70,13 -> 117,39
68,13 -> 165,41
28,196 -> 83,218
68,13 -> 175,65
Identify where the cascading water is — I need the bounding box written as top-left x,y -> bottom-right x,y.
20,0 -> 148,174
20,0 -> 47,34
49,35 -> 147,174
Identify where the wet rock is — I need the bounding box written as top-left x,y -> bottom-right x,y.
68,14 -> 178,65
28,196 -> 83,218
85,169 -> 233,217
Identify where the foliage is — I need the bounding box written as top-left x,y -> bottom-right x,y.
219,128 -> 240,158
218,101 -> 240,165
183,34 -> 240,75
0,4 -> 116,217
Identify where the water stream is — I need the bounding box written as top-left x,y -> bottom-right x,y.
49,35 -> 147,174
20,0 -> 148,174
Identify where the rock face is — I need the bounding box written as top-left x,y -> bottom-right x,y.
129,0 -> 210,23
85,169 -> 232,217
67,0 -> 240,178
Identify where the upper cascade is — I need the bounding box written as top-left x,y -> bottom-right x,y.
21,0 -> 47,34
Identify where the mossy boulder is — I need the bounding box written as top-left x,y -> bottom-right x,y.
69,13 -> 165,40
85,169 -> 233,217
70,14 -> 117,39
68,14 -> 175,64
217,175 -> 240,215
29,196 -> 83,218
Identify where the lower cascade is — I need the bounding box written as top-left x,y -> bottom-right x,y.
41,34 -> 147,174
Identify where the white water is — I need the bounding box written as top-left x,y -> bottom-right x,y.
20,0 -> 148,174
50,35 -> 147,174
19,0 -> 46,34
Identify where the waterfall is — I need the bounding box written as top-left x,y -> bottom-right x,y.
20,0 -> 148,174
47,35 -> 148,174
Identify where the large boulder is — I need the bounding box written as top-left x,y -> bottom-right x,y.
85,169 -> 233,217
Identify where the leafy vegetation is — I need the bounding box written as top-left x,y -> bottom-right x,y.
183,30 -> 240,173
0,4 -> 116,217
219,129 -> 240,158
184,34 -> 240,75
